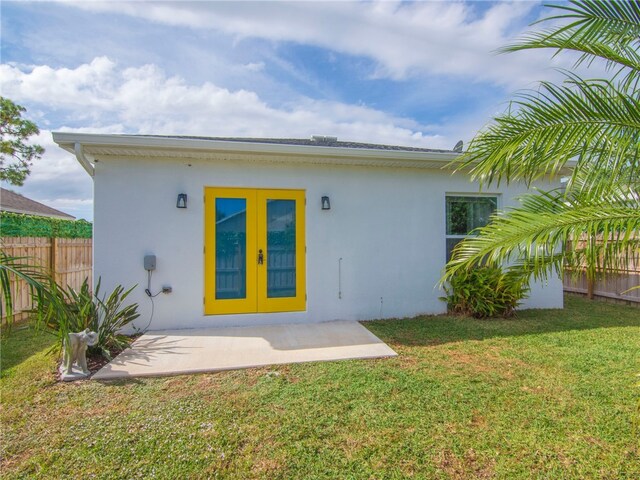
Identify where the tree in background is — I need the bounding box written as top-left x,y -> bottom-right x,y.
444,0 -> 640,288
0,96 -> 44,186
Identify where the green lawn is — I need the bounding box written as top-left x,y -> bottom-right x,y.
1,295 -> 639,479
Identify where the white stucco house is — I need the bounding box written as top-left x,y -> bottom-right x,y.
52,133 -> 563,331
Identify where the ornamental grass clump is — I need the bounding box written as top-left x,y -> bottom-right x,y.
34,278 -> 139,360
441,267 -> 528,318
2,252 -> 139,357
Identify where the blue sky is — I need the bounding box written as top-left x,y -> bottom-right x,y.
1,0 -> 572,221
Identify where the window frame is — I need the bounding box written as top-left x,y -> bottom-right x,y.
445,193 -> 500,262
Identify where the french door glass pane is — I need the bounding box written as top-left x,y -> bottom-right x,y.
215,198 -> 247,299
267,199 -> 296,298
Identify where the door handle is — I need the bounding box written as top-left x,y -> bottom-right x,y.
258,249 -> 264,265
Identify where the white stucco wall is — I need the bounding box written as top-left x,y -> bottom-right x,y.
93,155 -> 563,331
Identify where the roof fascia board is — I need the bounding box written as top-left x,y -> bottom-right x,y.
52,132 -> 460,163
53,132 -> 575,175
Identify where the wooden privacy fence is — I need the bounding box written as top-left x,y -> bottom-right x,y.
564,270 -> 640,304
562,236 -> 640,304
1,237 -> 92,321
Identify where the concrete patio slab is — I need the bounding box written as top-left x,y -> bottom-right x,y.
92,321 -> 397,380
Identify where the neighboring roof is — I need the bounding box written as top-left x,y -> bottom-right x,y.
0,188 -> 75,220
52,133 -> 462,175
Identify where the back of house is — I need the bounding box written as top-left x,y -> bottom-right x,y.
53,133 -> 563,330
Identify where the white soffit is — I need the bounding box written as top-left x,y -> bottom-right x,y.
52,132 -> 576,175
52,133 -> 460,171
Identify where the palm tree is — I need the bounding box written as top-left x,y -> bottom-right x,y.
444,0 -> 640,288
0,251 -> 57,332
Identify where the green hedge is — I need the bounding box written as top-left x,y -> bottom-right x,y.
440,267 -> 528,318
0,211 -> 92,238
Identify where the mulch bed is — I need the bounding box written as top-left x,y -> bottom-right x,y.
85,346 -> 126,374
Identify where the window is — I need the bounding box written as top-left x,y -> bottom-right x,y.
445,195 -> 498,262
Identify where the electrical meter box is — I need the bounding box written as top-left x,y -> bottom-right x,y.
144,255 -> 156,271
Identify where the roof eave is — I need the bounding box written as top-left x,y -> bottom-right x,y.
52,132 -> 575,176
52,132 -> 461,163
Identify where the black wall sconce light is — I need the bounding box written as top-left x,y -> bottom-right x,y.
176,193 -> 188,209
321,196 -> 331,210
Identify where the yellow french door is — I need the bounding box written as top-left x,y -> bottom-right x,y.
204,187 -> 305,315
256,189 -> 306,313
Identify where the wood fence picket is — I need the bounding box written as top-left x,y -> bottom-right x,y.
1,236 -> 92,321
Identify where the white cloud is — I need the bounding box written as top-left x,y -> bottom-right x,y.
244,62 -> 265,72
63,0 -> 567,88
1,57 -> 451,148
1,57 -> 119,116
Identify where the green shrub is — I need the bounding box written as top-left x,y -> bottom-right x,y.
93,280 -> 140,359
1,251 -> 55,331
440,267 -> 529,318
36,278 -> 139,359
0,211 -> 92,238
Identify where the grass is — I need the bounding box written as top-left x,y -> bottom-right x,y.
1,295 -> 639,479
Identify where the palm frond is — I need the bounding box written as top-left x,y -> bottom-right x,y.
442,190 -> 640,285
502,0 -> 640,87
0,251 -> 55,331
566,154 -> 640,197
445,1 -> 640,294
456,76 -> 640,195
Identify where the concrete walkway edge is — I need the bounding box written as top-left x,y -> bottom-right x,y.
93,321 -> 397,380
